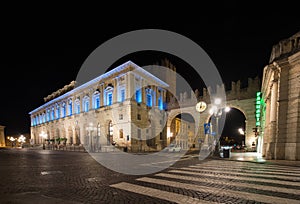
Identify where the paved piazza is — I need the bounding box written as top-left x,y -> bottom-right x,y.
0,148 -> 300,204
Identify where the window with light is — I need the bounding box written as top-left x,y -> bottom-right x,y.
146,93 -> 152,107
56,105 -> 60,119
93,92 -> 100,109
136,89 -> 142,103
47,109 -> 50,122
105,86 -> 113,106
51,107 -> 55,120
83,96 -> 89,112
62,103 -> 66,118
120,89 -> 125,102
75,99 -> 80,114
68,99 -> 72,116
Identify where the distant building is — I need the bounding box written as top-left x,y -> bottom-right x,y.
169,117 -> 195,149
261,31 -> 300,160
0,125 -> 5,147
29,61 -> 170,152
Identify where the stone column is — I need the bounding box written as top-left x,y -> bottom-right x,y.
155,86 -> 159,107
72,127 -> 76,145
89,89 -> 93,110
151,85 -> 156,106
162,89 -> 166,109
125,74 -> 129,100
269,80 -> 278,159
113,78 -> 118,104
71,97 -> 75,115
127,73 -> 134,101
142,80 -> 146,104
262,98 -> 270,156
270,80 -> 278,123
100,84 -> 104,107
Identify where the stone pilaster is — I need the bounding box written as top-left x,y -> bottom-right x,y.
113,78 -> 117,103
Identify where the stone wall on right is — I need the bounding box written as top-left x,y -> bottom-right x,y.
261,31 -> 300,160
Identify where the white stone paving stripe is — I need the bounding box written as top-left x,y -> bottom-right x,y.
140,157 -> 190,166
138,177 -> 300,204
190,165 -> 300,176
110,182 -> 217,204
155,173 -> 300,195
199,162 -> 300,171
181,167 -> 300,181
195,164 -> 300,174
168,170 -> 300,187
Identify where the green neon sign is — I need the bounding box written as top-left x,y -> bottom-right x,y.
255,92 -> 262,127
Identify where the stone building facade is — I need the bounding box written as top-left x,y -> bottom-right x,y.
261,31 -> 300,160
169,117 -> 195,150
29,61 -> 169,152
0,125 -> 5,147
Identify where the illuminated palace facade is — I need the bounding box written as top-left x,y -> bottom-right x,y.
29,61 -> 169,152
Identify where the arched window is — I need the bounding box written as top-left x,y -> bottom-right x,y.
75,99 -> 80,114
39,114 -> 43,124
36,115 -> 39,125
119,87 -> 125,102
146,88 -> 152,107
42,113 -> 46,123
32,117 -> 35,126
68,99 -> 73,116
62,102 -> 66,118
104,86 -> 113,106
135,88 -> 142,103
93,91 -> 100,109
51,107 -> 55,120
46,109 -> 50,122
55,104 -> 60,119
83,96 -> 89,112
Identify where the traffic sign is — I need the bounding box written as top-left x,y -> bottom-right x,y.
204,123 -> 211,134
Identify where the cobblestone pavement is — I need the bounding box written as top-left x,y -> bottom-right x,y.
0,148 -> 299,204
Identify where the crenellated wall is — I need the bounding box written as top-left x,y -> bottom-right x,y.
269,32 -> 300,63
167,76 -> 260,148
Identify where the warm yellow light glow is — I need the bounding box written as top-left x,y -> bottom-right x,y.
9,137 -> 15,141
18,135 -> 26,143
39,131 -> 47,138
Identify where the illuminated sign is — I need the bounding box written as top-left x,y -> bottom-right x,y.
255,92 -> 262,126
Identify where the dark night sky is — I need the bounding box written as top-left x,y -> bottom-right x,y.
1,3 -> 299,136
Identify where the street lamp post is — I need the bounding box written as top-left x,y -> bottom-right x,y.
18,135 -> 26,148
9,137 -> 16,147
238,127 -> 246,150
209,98 -> 230,156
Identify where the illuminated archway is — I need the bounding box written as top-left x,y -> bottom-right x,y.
169,113 -> 196,150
